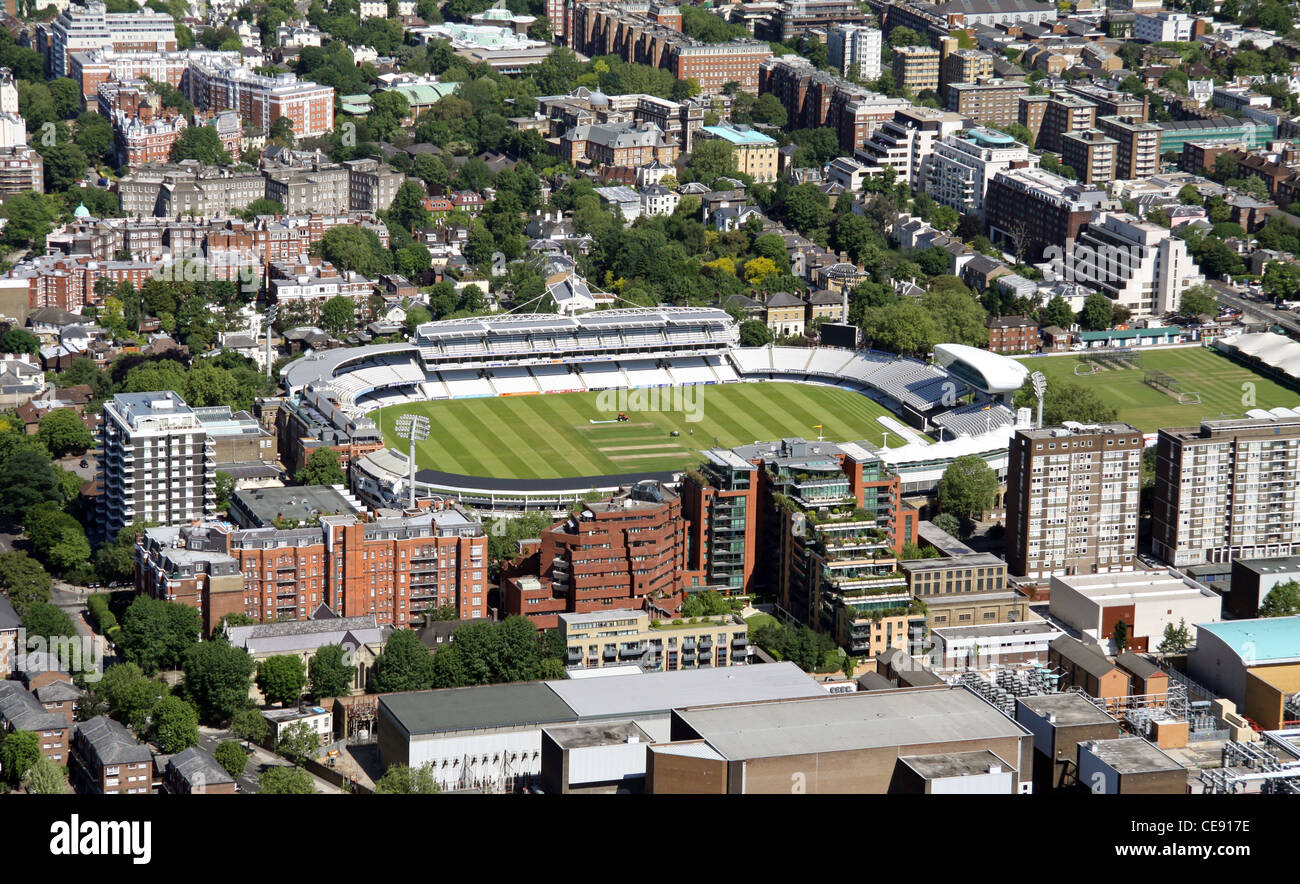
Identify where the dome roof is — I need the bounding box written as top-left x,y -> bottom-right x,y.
74,203 -> 91,219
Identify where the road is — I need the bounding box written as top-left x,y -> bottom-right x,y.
1208,280 -> 1300,335
196,726 -> 343,795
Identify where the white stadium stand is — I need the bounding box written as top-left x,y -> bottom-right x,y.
279,310 -> 1025,458
490,366 -> 542,395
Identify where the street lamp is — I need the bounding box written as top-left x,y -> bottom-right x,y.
393,414 -> 431,510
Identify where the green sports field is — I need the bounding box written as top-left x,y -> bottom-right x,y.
1022,346 -> 1299,431
374,383 -> 909,480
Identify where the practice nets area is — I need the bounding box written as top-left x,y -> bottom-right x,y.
1028,346 -> 1295,430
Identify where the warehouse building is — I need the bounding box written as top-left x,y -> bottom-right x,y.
1188,617 -> 1300,730
1077,736 -> 1188,794
646,686 -> 1034,794
1016,692 -> 1123,792
376,662 -> 825,792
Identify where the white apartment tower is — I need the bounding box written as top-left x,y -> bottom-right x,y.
0,68 -> 17,115
1050,212 -> 1204,319
98,391 -> 215,539
923,127 -> 1035,218
1153,416 -> 1300,566
827,25 -> 882,81
858,106 -> 969,186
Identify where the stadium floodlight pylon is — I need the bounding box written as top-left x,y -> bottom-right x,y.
394,413 -> 431,510
1031,371 -> 1047,429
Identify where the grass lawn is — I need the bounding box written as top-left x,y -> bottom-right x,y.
374,382 -> 904,480
1020,347 -> 1299,432
744,612 -> 779,633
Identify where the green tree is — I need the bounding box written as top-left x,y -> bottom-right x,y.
738,319 -> 774,347
215,470 -> 235,512
887,26 -> 926,46
922,281 -> 988,348
214,740 -> 247,780
0,448 -> 62,518
0,327 -> 38,355
315,225 -> 392,277
1262,261 -> 1300,302
403,304 -> 432,337
256,654 -> 307,706
688,139 -> 736,186
118,596 -> 203,674
237,198 -> 286,220
320,295 -> 356,336
309,644 -> 355,700
860,300 -> 938,356
182,640 -> 256,724
781,183 -> 831,234
22,754 -> 68,794
0,730 -> 41,786
99,662 -> 164,732
275,720 -> 321,764
0,551 -> 52,617
389,180 -> 432,232
231,707 -> 270,748
1259,580 -> 1300,617
683,593 -> 708,618
95,522 -> 156,585
938,455 -> 999,519
1014,379 -> 1118,425
37,409 -> 93,457
1112,619 -> 1129,653
1077,292 -> 1114,330
21,602 -> 76,643
0,191 -> 60,253
931,512 -> 962,538
150,695 -> 200,753
374,762 -> 442,793
369,628 -> 434,693
296,447 -> 346,486
1038,295 -> 1074,329
171,125 -> 232,164
1157,619 -> 1192,656
259,765 -> 314,794
1178,283 -> 1217,319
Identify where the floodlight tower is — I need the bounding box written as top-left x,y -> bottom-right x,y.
1031,371 -> 1047,429
393,413 -> 431,510
265,305 -> 278,380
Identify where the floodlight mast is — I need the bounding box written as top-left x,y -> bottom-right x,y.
394,414 -> 431,509
1031,371 -> 1047,429
265,305 -> 278,380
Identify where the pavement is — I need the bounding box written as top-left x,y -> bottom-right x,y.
196,725 -> 344,795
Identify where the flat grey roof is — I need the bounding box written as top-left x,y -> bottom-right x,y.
231,484 -> 359,527
546,661 -> 824,720
381,682 -> 580,736
898,749 -> 1015,779
380,662 -> 824,736
542,720 -> 652,750
933,620 -> 1060,640
1082,737 -> 1185,774
902,552 -> 1005,572
674,687 -> 1030,760
1016,693 -> 1117,727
